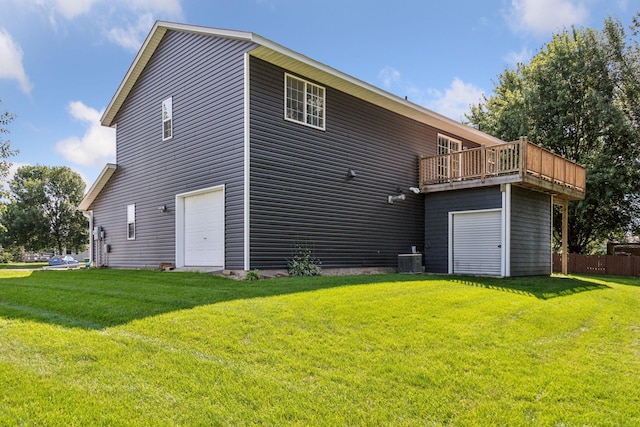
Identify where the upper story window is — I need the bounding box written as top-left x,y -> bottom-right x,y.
162,97 -> 173,140
437,134 -> 461,155
285,74 -> 325,130
127,204 -> 136,240
437,134 -> 462,180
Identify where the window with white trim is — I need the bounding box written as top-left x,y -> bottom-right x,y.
437,134 -> 462,180
127,204 -> 136,240
162,97 -> 173,140
285,74 -> 325,130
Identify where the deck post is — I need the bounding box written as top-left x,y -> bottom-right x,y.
519,136 -> 528,179
481,146 -> 486,182
560,199 -> 569,275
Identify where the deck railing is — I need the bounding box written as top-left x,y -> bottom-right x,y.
420,138 -> 586,195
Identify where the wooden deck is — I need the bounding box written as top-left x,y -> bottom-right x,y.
419,138 -> 586,201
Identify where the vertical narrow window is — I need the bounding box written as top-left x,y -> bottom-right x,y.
162,97 -> 173,140
285,74 -> 325,130
127,204 -> 136,240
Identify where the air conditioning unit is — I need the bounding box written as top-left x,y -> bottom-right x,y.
398,253 -> 422,274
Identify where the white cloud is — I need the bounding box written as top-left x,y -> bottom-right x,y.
506,0 -> 589,36
128,0 -> 182,16
41,0 -> 182,19
504,47 -> 532,66
426,78 -> 485,122
32,0 -> 183,50
0,28 -> 33,94
54,0 -> 98,19
378,66 -> 401,89
107,13 -> 155,52
376,65 -> 483,121
55,101 -> 115,168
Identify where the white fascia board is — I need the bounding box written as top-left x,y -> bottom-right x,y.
78,163 -> 117,211
101,20 -> 505,147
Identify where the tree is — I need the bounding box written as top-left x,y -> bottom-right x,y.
0,99 -> 18,198
466,18 -> 640,253
2,165 -> 88,254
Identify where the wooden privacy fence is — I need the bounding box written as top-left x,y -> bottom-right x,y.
553,253 -> 640,276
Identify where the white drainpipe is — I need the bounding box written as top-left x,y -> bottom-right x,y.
82,210 -> 93,266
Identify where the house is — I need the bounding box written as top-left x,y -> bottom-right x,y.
78,21 -> 585,276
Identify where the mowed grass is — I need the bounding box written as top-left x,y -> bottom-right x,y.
0,262 -> 47,270
0,270 -> 638,426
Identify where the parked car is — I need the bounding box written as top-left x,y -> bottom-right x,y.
48,256 -> 79,268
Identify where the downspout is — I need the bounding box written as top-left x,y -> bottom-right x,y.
82,210 -> 93,267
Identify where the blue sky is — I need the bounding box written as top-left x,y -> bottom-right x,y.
0,0 -> 636,188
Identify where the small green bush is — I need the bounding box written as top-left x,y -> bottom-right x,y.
287,246 -> 322,277
0,252 -> 13,264
245,270 -> 261,281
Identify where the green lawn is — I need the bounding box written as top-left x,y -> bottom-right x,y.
0,262 -> 47,270
0,270 -> 638,426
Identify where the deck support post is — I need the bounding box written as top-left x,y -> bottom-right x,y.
560,199 -> 569,275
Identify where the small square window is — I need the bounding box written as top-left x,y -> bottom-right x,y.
162,97 -> 173,140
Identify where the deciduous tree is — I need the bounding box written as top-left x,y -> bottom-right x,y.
2,165 -> 87,254
0,99 -> 18,198
466,18 -> 640,253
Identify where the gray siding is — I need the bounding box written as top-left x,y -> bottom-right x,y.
424,186 -> 503,273
510,186 -> 552,276
90,31 -> 256,269
248,57 -> 478,269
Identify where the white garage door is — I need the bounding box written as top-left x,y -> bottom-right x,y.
183,189 -> 224,267
451,210 -> 502,276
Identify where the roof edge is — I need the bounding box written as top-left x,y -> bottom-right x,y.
78,163 -> 118,211
101,21 -> 256,127
101,21 -> 504,146
248,34 -> 503,145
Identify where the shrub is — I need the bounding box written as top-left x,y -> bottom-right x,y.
0,252 -> 13,263
287,246 -> 322,277
245,270 -> 261,281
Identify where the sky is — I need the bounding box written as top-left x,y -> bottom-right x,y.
0,0 -> 636,188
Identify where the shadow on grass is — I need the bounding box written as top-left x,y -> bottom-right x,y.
0,269 -> 431,330
0,270 -> 615,330
451,275 -> 611,300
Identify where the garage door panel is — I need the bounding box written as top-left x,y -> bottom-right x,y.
184,190 -> 224,267
452,210 -> 502,276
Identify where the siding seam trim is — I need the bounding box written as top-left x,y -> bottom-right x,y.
550,194 -> 554,275
503,184 -> 511,277
448,212 -> 453,274
244,52 -> 250,270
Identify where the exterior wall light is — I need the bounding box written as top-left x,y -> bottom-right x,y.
158,205 -> 167,212
387,194 -> 406,204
